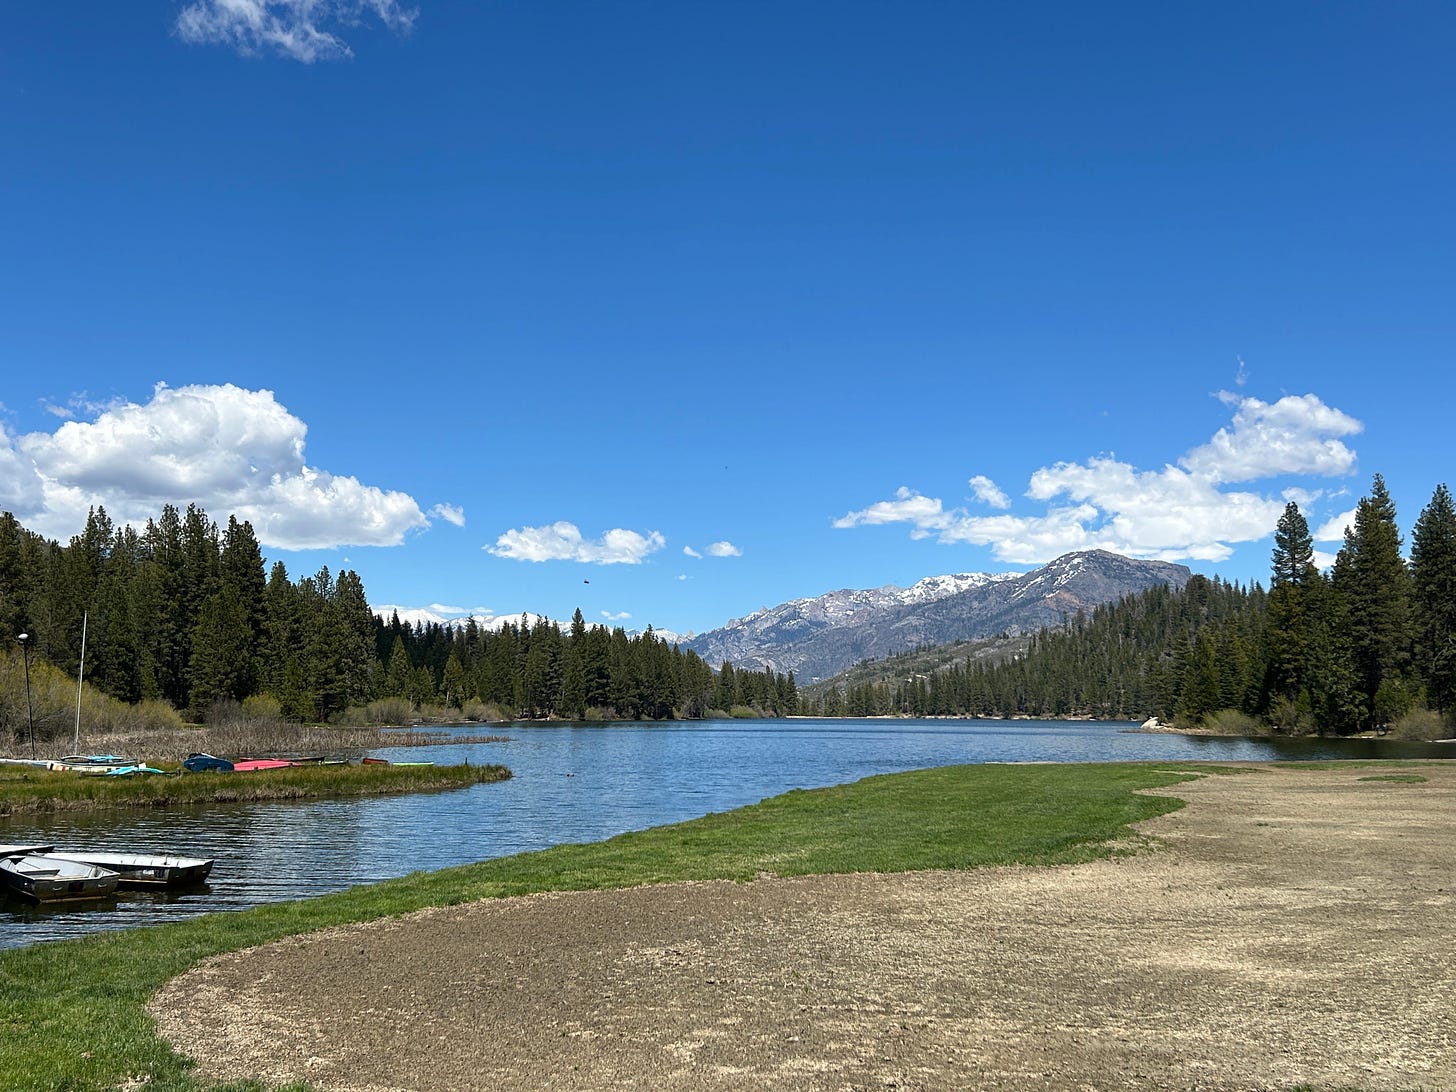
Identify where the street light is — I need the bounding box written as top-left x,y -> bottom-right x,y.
17,633 -> 34,760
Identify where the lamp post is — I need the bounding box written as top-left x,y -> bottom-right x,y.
17,633 -> 34,760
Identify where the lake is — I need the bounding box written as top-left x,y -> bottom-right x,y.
1,717 -> 1448,949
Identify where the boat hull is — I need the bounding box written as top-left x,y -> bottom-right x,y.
1,854 -> 119,903
40,851 -> 214,889
183,752 -> 235,773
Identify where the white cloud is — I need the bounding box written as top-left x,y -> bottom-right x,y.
488,521 -> 666,564
0,423 -> 46,514
968,474 -> 1011,509
2,383 -> 427,549
834,487 -> 953,533
175,0 -> 417,63
601,610 -> 632,622
1281,487 -> 1322,506
684,540 -> 743,559
429,502 -> 465,527
1314,508 -> 1358,543
835,391 -> 1363,566
1180,392 -> 1361,483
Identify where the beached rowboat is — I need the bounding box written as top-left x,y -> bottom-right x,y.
0,853 -> 119,903
38,850 -> 214,889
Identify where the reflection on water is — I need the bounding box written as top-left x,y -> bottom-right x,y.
1,718 -> 1447,949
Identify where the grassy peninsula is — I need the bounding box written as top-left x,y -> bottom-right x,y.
0,761 -> 510,817
0,760 -> 1216,1092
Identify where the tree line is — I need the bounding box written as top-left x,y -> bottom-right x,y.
0,504 -> 799,735
801,475 -> 1456,734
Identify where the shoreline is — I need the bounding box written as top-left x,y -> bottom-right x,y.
151,761 -> 1456,1091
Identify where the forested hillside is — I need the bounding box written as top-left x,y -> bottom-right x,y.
0,505 -> 797,736
804,476 -> 1456,735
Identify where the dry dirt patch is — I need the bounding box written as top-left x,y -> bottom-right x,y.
151,763 -> 1456,1091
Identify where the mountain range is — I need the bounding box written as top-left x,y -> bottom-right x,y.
681,550 -> 1192,683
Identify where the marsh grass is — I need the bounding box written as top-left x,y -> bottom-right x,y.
1,652 -> 511,767
0,762 -> 510,816
0,761 -> 1232,1092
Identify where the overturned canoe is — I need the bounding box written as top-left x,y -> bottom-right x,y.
232,759 -> 295,772
183,752 -> 235,773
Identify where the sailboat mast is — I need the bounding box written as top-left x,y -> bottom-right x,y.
74,610 -> 87,752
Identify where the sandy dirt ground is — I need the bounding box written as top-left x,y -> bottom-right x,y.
150,763 -> 1456,1091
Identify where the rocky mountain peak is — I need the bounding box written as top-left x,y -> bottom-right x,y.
683,551 -> 1191,683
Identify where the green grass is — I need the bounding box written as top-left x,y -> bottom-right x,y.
0,761 -> 1216,1092
1355,773 -> 1428,783
0,762 -> 510,816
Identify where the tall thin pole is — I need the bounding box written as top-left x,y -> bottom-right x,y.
18,633 -> 34,761
74,611 -> 87,753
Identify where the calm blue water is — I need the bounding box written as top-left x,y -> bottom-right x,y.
1,718 -> 1447,949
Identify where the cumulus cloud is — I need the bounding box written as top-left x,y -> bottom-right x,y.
1314,508 -> 1358,543
968,475 -> 1011,509
1180,392 -> 1361,483
175,0 -> 417,62
835,391 -> 1362,566
429,503 -> 465,527
833,487 -> 953,537
682,546 -> 701,559
1,383 -> 428,549
601,610 -> 632,622
488,521 -> 666,564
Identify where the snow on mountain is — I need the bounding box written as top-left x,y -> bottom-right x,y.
683,550 -> 1191,683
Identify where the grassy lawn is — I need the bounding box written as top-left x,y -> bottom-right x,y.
0,761 -> 1216,1092
0,762 -> 510,817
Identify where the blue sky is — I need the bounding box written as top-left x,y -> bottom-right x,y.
1,3 -> 1452,638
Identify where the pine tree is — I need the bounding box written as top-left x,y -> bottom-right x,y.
1267,502 -> 1316,702
1333,475 -> 1413,728
1411,483 -> 1456,716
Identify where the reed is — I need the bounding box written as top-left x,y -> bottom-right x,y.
0,652 -> 512,765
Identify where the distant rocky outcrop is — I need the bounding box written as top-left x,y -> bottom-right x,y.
683,550 -> 1192,683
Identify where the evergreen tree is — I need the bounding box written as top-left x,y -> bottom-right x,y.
1266,502 -> 1316,701
385,637 -> 413,698
1333,475 -> 1413,728
188,586 -> 255,716
1411,483 -> 1456,716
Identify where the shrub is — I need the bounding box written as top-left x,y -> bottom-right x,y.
336,697 -> 415,727
460,700 -> 510,723
1200,708 -> 1261,736
242,693 -> 284,721
1388,706 -> 1447,741
1268,695 -> 1315,737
